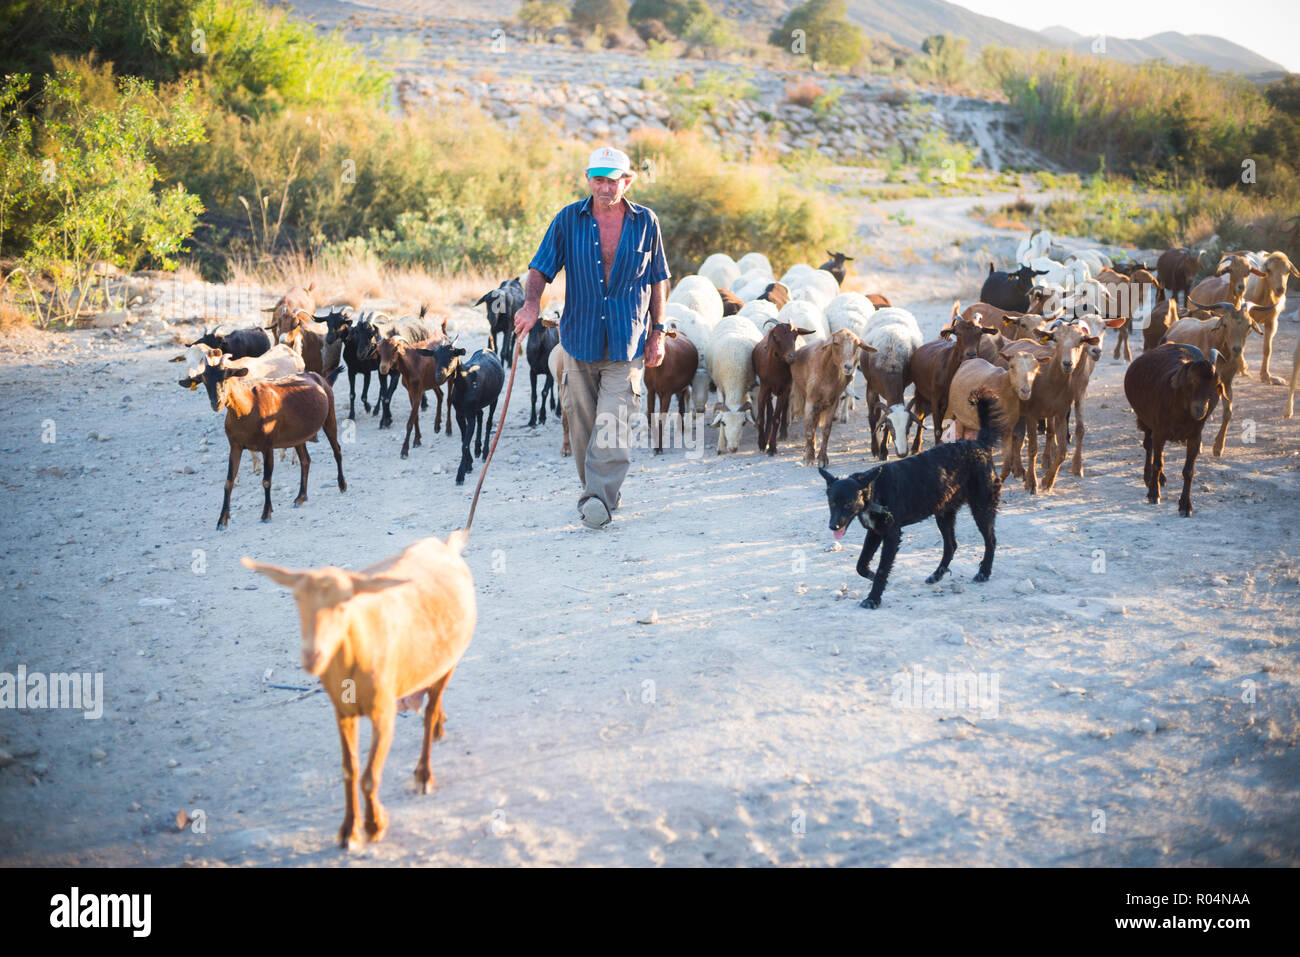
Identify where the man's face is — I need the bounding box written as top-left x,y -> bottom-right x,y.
588,173 -> 629,208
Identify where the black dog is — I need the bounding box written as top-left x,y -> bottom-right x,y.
820,394 -> 1003,609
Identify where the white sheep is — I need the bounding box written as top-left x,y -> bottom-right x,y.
735,298 -> 779,336
730,268 -> 776,302
776,300 -> 829,348
860,308 -> 923,457
780,263 -> 817,285
825,292 -> 876,340
706,316 -> 762,453
1016,229 -> 1053,266
668,274 -> 724,325
699,253 -> 741,291
737,252 -> 774,277
786,269 -> 840,311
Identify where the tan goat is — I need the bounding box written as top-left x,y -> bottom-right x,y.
791,329 -> 873,467
947,353 -> 1041,476
1165,299 -> 1264,455
242,531 -> 475,850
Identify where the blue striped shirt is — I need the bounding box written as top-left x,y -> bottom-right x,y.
529,196 -> 671,363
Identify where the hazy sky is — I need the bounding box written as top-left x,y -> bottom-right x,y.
955,0 -> 1300,73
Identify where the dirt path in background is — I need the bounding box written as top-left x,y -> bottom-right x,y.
1,186 -> 1298,867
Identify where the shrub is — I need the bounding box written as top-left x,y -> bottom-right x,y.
5,66 -> 204,321
570,0 -> 628,33
769,0 -> 865,71
625,129 -> 850,277
517,0 -> 569,34
784,76 -> 825,107
908,33 -> 972,89
628,0 -> 709,35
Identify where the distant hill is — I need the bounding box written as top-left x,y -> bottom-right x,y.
1040,25 -> 1287,74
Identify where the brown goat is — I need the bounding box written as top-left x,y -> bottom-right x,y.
1235,251 -> 1299,384
1004,320 -> 1097,493
791,330 -> 873,467
643,330 -> 699,454
866,293 -> 892,310
1156,248 -> 1207,309
718,288 -> 744,316
1123,342 -> 1224,515
209,370 -> 346,528
947,353 -> 1041,475
1143,298 -> 1179,353
753,320 -> 814,455
281,316 -> 330,376
1095,267 -> 1161,362
242,531 -> 475,850
263,282 -> 316,337
377,336 -> 451,458
1165,299 -> 1264,456
907,307 -> 1001,451
1189,255 -> 1263,312
759,281 -> 791,310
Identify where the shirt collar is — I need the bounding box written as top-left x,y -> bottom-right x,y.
579,195 -> 644,218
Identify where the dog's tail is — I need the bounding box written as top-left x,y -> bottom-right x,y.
971,388 -> 1005,449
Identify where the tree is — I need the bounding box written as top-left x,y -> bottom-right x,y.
569,0 -> 628,33
913,33 -> 971,86
628,0 -> 709,35
517,0 -> 568,34
681,10 -> 738,57
769,0 -> 864,71
17,71 -> 204,321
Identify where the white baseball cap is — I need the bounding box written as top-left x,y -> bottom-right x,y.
586,146 -> 636,182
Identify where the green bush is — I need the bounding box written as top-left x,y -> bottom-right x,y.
626,129 -> 849,277
2,67 -> 204,320
570,0 -> 628,32
517,1 -> 569,33
908,33 -> 973,89
769,0 -> 865,71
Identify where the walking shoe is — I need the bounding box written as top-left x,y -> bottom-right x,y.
580,497 -> 612,529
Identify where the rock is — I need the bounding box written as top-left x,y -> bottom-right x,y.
91,310 -> 130,329
0,748 -> 12,768
1192,656 -> 1219,670
1013,578 -> 1035,595
1136,717 -> 1157,735
90,747 -> 107,761
946,632 -> 965,645
637,609 -> 658,625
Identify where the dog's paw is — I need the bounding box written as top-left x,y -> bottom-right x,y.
973,571 -> 989,583
925,570 -> 948,584
859,596 -> 881,609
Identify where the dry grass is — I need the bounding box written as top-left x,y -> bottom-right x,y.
220,250 -> 563,320
784,76 -> 825,108
0,297 -> 33,333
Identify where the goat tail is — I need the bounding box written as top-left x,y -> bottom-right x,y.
971,388 -> 1005,449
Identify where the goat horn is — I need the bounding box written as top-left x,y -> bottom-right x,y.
1210,349 -> 1222,366
1167,342 -> 1206,363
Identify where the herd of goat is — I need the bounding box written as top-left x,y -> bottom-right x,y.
158,233 -> 1298,849
170,233 -> 1298,527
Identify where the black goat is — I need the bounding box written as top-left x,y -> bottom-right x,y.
429,344 -> 505,485
819,250 -> 854,286
475,278 -> 524,365
820,394 -> 1003,609
320,307 -> 395,423
352,309 -> 436,428
187,325 -> 273,360
979,263 -> 1048,312
525,318 -> 560,427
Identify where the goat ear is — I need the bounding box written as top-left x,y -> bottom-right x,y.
818,466 -> 837,488
241,557 -> 306,588
1168,366 -> 1188,390
1250,267 -> 1266,277
938,326 -> 954,339
349,574 -> 408,594
453,348 -> 466,357
980,326 -> 999,336
230,366 -> 250,377
1250,321 -> 1264,336
861,343 -> 878,353
1083,335 -> 1100,346
795,327 -> 815,336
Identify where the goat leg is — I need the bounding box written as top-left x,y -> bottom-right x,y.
348,368 -> 358,420
293,443 -> 309,506
337,715 -> 363,850
529,371 -> 539,428
260,443 -> 274,522
1212,379 -> 1232,457
217,441 -> 241,530
1178,435 -> 1199,517
415,669 -> 454,795
482,402 -> 497,459
361,707 -> 394,843
324,402 -> 346,493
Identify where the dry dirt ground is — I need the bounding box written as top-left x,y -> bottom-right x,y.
2,194 -> 1299,866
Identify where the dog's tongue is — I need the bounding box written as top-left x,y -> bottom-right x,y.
832,527 -> 845,540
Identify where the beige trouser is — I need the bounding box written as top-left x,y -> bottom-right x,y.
563,355 -> 644,512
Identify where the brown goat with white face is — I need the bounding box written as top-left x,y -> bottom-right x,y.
1234,250 -> 1299,384
907,306 -> 1001,451
243,531 -> 475,850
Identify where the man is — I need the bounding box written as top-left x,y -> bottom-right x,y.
514,146 -> 671,529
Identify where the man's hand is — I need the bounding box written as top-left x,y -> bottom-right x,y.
514,302 -> 540,340
645,329 -> 667,368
